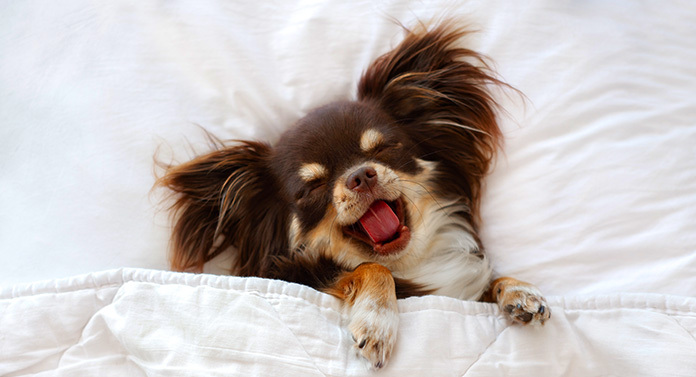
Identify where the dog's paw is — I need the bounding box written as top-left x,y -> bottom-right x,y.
493,277 -> 551,326
348,297 -> 399,370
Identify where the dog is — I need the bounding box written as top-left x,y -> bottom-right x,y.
156,21 -> 550,370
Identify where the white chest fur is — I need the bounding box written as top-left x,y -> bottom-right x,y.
388,198 -> 492,301
392,224 -> 492,300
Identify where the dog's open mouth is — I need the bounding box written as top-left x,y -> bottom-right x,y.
343,198 -> 411,255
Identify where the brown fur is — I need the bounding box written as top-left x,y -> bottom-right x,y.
325,263 -> 396,305
156,140 -> 290,276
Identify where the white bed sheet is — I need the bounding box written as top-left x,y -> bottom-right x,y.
1,0 -> 695,330
2,268 -> 695,376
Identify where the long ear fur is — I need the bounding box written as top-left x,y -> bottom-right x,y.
156,140 -> 289,276
358,21 -> 509,226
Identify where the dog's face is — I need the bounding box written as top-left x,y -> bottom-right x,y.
271,101 -> 436,267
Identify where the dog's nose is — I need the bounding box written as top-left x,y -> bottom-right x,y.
346,166 -> 378,192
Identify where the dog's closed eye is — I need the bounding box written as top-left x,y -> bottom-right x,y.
371,141 -> 403,159
296,163 -> 329,201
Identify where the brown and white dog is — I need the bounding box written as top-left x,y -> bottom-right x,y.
157,21 -> 550,370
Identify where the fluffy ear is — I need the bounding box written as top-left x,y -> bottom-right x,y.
156,140 -> 289,276
358,21 -> 509,225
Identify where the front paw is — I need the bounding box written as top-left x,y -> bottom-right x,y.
349,298 -> 399,370
493,277 -> 551,326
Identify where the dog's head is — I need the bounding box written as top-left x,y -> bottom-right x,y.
273,101 -> 427,264
157,22 -> 505,276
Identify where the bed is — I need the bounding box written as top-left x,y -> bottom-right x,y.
2,1 -> 695,375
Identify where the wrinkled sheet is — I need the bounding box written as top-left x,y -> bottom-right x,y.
1,0 -> 695,296
1,268 -> 695,377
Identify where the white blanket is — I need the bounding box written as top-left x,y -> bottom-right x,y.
2,268 -> 695,376
2,0 -> 696,375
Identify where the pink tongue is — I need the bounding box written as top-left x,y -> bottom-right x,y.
359,201 -> 400,243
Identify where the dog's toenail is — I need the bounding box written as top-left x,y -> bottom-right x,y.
358,339 -> 367,349
520,312 -> 533,323
539,306 -> 545,314
375,361 -> 383,369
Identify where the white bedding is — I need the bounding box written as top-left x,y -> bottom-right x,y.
2,268 -> 695,376
1,0 -> 695,375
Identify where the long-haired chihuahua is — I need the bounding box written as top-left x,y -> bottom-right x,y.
156,21 -> 550,370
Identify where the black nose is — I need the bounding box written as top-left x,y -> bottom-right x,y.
346,166 -> 378,192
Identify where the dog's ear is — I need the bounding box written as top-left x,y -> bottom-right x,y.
358,22 -> 509,225
156,140 -> 289,276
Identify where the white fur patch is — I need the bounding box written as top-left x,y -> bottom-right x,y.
360,129 -> 384,152
298,162 -> 327,182
390,200 -> 491,300
349,294 -> 399,370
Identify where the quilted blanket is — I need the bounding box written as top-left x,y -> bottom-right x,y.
2,269 -> 695,376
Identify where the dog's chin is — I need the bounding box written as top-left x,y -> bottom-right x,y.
342,197 -> 411,257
